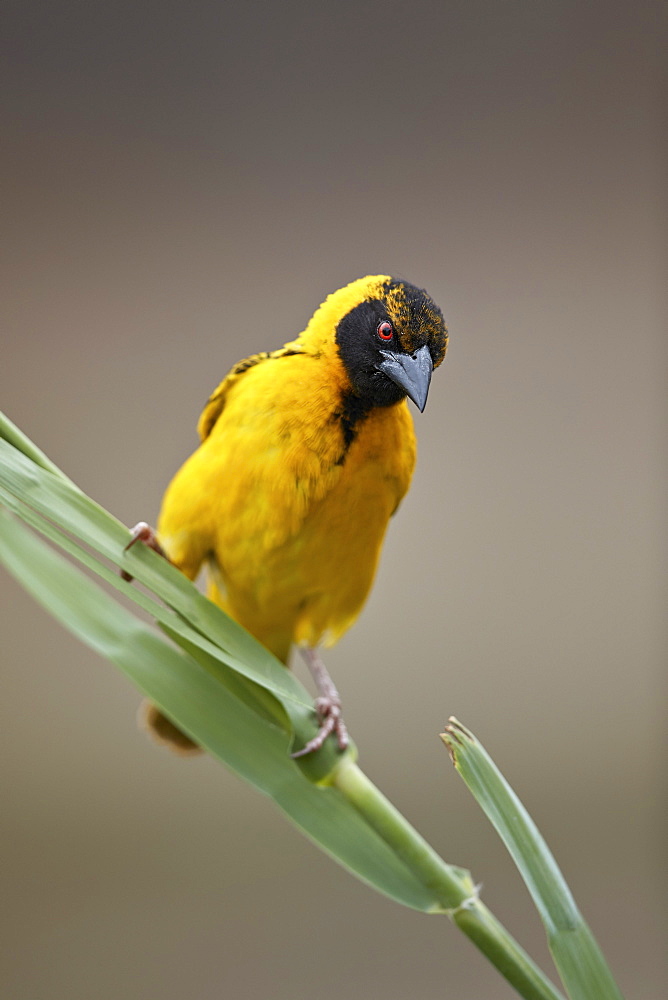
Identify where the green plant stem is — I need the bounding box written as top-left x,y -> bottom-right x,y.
334,759 -> 565,1000
0,412 -> 572,999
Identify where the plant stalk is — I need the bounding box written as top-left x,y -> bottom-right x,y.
334,759 -> 565,1000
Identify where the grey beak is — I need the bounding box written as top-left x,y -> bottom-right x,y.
377,343 -> 433,412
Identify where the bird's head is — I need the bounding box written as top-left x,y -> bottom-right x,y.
296,275 -> 448,412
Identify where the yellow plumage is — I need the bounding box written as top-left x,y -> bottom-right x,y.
146,275 -> 447,753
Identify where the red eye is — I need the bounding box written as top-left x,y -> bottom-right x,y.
377,320 -> 393,341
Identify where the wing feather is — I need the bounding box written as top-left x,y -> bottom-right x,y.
197,345 -> 304,441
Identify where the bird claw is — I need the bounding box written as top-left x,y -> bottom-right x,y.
291,696 -> 350,758
121,521 -> 168,581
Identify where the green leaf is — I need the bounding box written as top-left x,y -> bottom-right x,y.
0,410 -> 76,483
0,440 -> 318,715
0,509 -> 445,912
1,413 -> 601,999
441,719 -> 624,1000
0,438 -> 357,778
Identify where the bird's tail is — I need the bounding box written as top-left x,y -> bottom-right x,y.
138,700 -> 203,755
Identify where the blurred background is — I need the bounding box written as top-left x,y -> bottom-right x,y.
2,2 -> 666,997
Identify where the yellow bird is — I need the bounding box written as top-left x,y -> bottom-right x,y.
127,275 -> 448,756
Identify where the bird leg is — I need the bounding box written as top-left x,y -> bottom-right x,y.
121,521 -> 170,581
291,647 -> 350,758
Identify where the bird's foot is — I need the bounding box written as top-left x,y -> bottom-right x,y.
121,521 -> 169,581
291,695 -> 350,758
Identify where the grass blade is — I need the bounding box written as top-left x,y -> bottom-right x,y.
0,508 -> 445,912
0,439 -> 318,712
0,414 -> 577,998
0,410 -> 76,483
1,512 -> 566,998
441,719 -> 624,1000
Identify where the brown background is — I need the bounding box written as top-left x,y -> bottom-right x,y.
2,2 -> 666,997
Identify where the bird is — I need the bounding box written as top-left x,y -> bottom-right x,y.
125,275 -> 448,757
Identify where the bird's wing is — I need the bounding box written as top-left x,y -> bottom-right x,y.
158,348 -> 348,578
207,351 -> 351,552
197,344 -> 304,442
